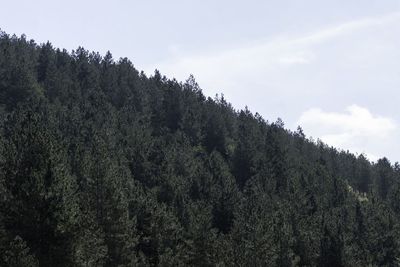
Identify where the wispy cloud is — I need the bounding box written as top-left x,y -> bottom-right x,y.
292,12 -> 400,46
278,51 -> 314,65
146,12 -> 400,86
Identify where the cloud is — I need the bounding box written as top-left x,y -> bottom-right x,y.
298,105 -> 396,138
292,12 -> 400,46
297,105 -> 397,161
278,51 -> 314,65
145,12 -> 400,87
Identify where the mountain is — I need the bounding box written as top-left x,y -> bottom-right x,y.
0,31 -> 400,266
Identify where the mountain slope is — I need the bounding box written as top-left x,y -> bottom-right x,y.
0,31 -> 400,266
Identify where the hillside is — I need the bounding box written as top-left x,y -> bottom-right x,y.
0,31 -> 400,266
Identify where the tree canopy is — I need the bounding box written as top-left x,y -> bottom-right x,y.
0,31 -> 400,266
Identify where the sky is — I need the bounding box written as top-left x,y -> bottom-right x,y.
2,0 -> 400,162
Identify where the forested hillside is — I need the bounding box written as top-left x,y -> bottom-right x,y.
1,31 -> 400,266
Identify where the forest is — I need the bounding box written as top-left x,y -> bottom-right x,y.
0,31 -> 400,266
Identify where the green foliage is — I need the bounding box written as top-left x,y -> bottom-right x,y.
2,235 -> 39,267
0,31 -> 400,266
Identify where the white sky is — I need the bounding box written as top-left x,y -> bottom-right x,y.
2,0 -> 400,162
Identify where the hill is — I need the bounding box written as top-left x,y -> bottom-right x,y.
0,31 -> 400,266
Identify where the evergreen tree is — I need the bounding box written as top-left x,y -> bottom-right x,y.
0,31 -> 399,266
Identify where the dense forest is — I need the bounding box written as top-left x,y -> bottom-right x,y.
0,31 -> 400,267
